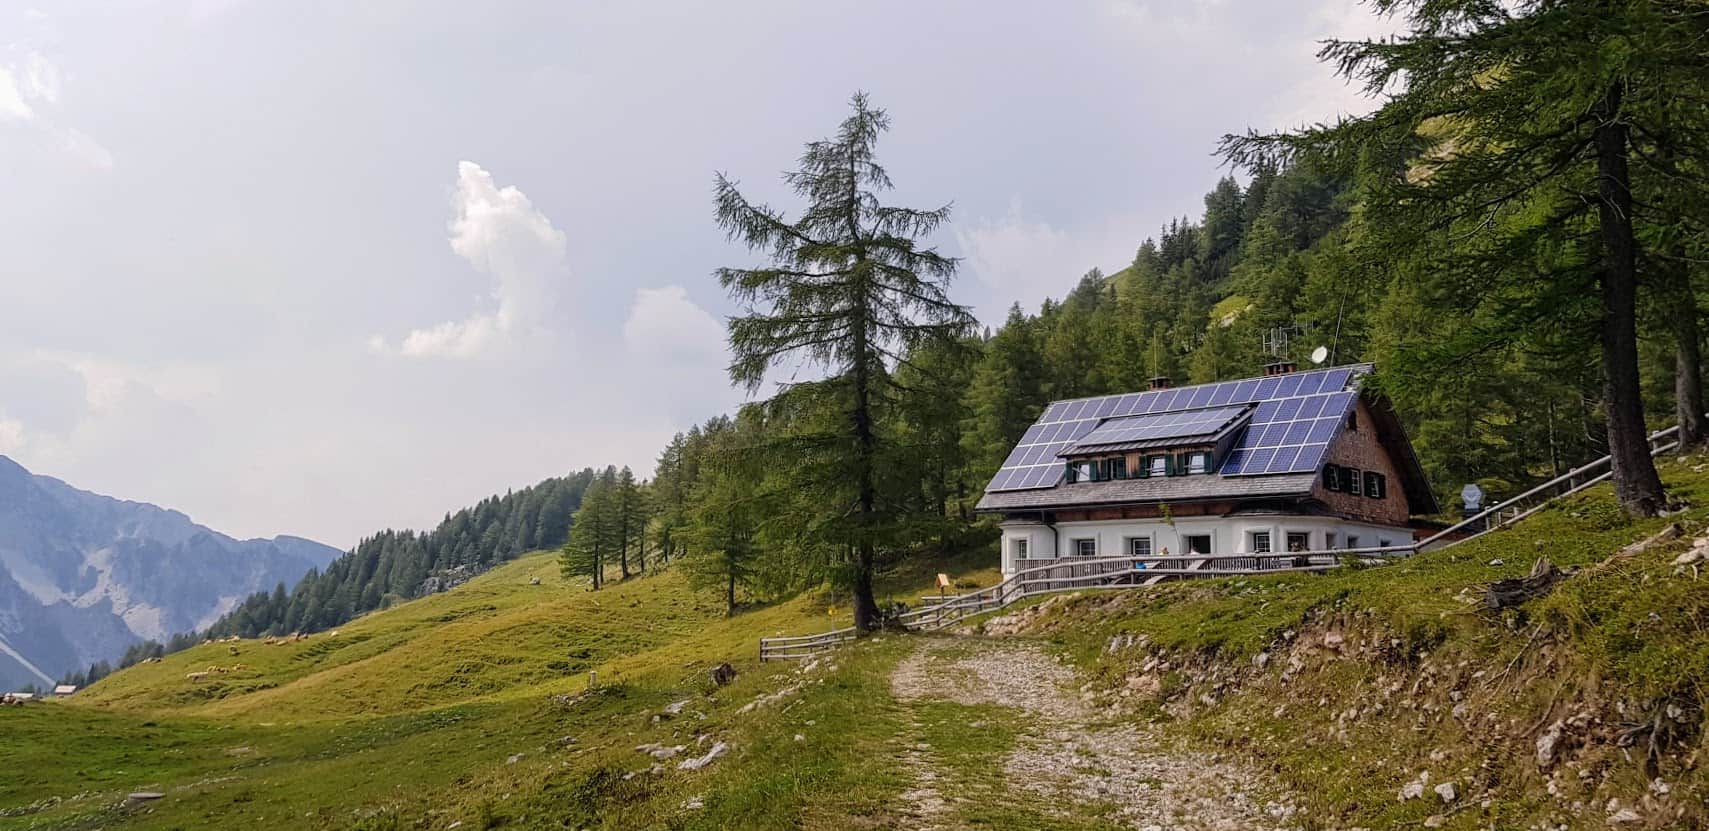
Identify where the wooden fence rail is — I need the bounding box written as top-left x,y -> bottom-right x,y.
757,421 -> 1693,660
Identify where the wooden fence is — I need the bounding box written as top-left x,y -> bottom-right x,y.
758,422 -> 1690,660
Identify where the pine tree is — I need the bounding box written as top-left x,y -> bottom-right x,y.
1220,0 -> 1709,515
712,92 -> 975,631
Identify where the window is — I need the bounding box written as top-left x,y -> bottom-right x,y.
1188,452 -> 1210,474
1073,538 -> 1097,557
1364,471 -> 1387,499
1148,455 -> 1168,477
1067,460 -> 1095,484
1346,410 -> 1358,431
1128,537 -> 1152,557
1323,463 -> 1341,492
1011,538 -> 1028,559
1107,456 -> 1127,480
1338,466 -> 1362,494
1249,531 -> 1272,553
1346,535 -> 1361,550
1325,532 -> 1338,550
1183,534 -> 1212,554
1286,532 -> 1310,552
1379,538 -> 1392,549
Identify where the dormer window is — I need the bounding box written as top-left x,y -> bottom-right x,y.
1149,455 -> 1168,477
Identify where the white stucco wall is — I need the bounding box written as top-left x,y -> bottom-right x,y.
999,515 -> 1414,575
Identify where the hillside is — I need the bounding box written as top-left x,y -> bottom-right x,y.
0,455 -> 342,691
3,456 -> 1706,830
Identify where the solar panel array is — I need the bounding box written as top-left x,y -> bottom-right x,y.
985,366 -> 1360,492
1063,404 -> 1250,453
1219,390 -> 1356,476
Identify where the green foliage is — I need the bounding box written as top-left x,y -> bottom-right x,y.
711,92 -> 977,629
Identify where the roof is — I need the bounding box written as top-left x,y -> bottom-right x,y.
975,363 -> 1438,514
1059,404 -> 1251,456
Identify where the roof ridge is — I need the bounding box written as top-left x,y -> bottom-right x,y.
1039,362 -> 1371,407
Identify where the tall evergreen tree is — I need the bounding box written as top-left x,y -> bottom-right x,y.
1221,0 -> 1709,515
561,470 -> 619,590
712,92 -> 975,631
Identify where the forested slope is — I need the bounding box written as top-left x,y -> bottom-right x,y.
204,471 -> 599,639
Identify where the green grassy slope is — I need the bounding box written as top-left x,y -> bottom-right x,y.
996,452 -> 1709,830
7,456 -> 1706,831
1,549 -> 997,830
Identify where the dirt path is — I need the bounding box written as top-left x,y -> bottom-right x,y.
889,636 -> 1296,831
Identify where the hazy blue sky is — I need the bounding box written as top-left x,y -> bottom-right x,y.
0,0 -> 1393,547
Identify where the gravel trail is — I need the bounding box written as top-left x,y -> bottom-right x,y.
889,636 -> 1296,831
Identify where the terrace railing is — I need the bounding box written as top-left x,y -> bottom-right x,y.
758,421 -> 1694,659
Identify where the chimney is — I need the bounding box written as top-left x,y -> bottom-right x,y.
1147,376 -> 1172,390
1263,360 -> 1298,376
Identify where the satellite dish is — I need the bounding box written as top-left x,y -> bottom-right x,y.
1309,345 -> 1330,365
1461,483 -> 1485,511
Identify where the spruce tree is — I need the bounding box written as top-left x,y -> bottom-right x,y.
712,92 -> 975,631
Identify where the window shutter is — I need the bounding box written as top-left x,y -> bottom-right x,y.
1065,461 -> 1077,484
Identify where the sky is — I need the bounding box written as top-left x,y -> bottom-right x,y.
0,0 -> 1396,549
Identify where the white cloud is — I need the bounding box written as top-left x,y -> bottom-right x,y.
0,417 -> 26,455
372,161 -> 569,358
623,286 -> 726,364
0,66 -> 36,121
954,199 -> 1140,324
21,52 -> 58,104
0,47 -> 115,169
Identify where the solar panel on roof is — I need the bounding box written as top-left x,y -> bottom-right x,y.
1219,390 -> 1356,477
983,366 -> 1365,492
1061,404 -> 1248,453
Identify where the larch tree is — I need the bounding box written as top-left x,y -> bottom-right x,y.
712,92 -> 975,631
561,469 -> 619,590
681,416 -> 771,617
1222,0 -> 1709,516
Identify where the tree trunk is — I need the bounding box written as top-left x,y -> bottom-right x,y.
1593,82 -> 1667,516
621,511 -> 634,579
1670,259 -> 1707,451
850,281 -> 881,633
726,566 -> 736,618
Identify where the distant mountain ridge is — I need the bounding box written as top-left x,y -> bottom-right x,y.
0,455 -> 342,690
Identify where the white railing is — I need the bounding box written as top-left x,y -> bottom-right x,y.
758,421 -> 1695,659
